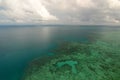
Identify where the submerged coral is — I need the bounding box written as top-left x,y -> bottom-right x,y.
55,60 -> 78,74
23,40 -> 120,80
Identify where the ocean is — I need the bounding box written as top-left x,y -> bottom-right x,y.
0,25 -> 120,80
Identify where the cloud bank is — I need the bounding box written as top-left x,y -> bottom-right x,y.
0,0 -> 120,24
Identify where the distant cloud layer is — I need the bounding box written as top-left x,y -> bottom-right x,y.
0,0 -> 120,24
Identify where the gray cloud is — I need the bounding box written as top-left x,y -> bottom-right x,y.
0,0 -> 120,24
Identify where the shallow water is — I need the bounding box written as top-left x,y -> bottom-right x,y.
0,25 -> 120,80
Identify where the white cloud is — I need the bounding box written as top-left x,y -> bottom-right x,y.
108,0 -> 120,9
0,0 -> 57,23
0,0 -> 120,24
76,0 -> 95,8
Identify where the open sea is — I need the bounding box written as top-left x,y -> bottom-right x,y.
0,25 -> 120,80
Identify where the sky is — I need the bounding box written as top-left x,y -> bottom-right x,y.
0,0 -> 120,25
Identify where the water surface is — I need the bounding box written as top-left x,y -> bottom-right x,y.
0,25 -> 120,80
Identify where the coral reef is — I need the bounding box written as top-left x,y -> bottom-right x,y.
55,60 -> 78,74
23,40 -> 120,80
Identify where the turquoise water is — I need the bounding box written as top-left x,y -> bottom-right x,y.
0,25 -> 120,80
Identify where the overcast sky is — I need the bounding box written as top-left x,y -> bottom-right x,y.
0,0 -> 120,24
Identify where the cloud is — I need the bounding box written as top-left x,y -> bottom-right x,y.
0,0 -> 120,24
0,0 -> 58,23
42,0 -> 120,24
108,0 -> 120,9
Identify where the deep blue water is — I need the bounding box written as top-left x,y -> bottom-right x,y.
0,25 -> 120,80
